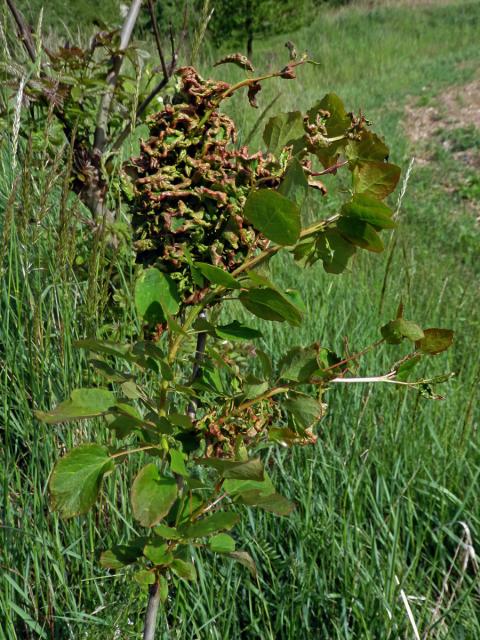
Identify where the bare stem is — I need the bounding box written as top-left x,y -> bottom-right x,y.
93,0 -> 144,153
5,0 -> 36,63
143,582 -> 161,640
331,374 -> 410,386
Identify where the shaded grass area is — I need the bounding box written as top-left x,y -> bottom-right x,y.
1,1 -> 480,638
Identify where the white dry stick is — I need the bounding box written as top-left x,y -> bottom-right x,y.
12,76 -> 26,171
394,157 -> 415,220
426,521 -> 478,638
395,575 -> 421,640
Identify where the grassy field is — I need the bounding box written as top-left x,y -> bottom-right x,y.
1,1 -> 480,638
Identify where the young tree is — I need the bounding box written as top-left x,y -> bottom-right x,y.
4,3 -> 454,638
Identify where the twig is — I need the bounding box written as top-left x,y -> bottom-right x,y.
147,0 -> 168,78
395,575 -> 421,640
93,0 -> 144,153
111,39 -> 177,152
306,160 -> 348,177
5,0 -> 36,63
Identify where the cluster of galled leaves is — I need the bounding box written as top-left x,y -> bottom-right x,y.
35,59 -> 455,595
125,63 -> 403,311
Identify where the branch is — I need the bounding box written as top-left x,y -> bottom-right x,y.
147,0 -> 168,78
93,0 -> 144,153
5,0 -> 36,63
330,373 -> 410,386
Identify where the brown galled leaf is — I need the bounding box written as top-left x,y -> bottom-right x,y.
280,63 -> 296,79
248,82 -> 261,108
213,53 -> 254,73
285,41 -> 297,61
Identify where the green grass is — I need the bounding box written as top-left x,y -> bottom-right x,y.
2,1 -> 480,638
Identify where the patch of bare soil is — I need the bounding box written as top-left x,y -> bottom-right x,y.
405,80 -> 480,223
405,79 -> 480,167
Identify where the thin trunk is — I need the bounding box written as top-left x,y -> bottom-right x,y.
245,0 -> 253,58
143,312 -> 208,638
143,582 -> 161,640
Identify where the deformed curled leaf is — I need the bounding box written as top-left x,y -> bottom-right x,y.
213,53 -> 254,72
248,82 -> 261,108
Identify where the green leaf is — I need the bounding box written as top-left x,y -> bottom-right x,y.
209,533 -> 236,553
314,230 -> 356,274
236,490 -> 294,516
243,377 -> 269,400
227,551 -> 257,577
215,321 -> 262,341
135,268 -> 180,325
341,194 -> 395,229
263,111 -> 305,155
134,570 -> 156,586
395,355 -> 422,382
153,523 -> 182,539
307,93 -> 351,167
415,328 -> 454,355
74,339 -> 132,359
224,474 -> 275,498
195,262 -> 240,289
278,345 -> 321,383
99,543 -> 144,569
159,575 -> 169,603
143,540 -> 174,565
131,464 -> 177,527
171,559 -> 196,581
243,189 -> 301,246
196,457 -> 264,481
283,392 -> 324,430
89,359 -> 129,382
346,130 -> 389,165
49,445 -> 114,518
278,158 -> 309,210
307,93 -> 350,138
352,161 -> 401,199
35,388 -> 116,424
269,427 -> 312,447
170,449 -> 188,477
337,218 -> 384,253
174,494 -> 204,526
381,319 -> 424,344
239,288 -> 303,326
181,511 -> 240,538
